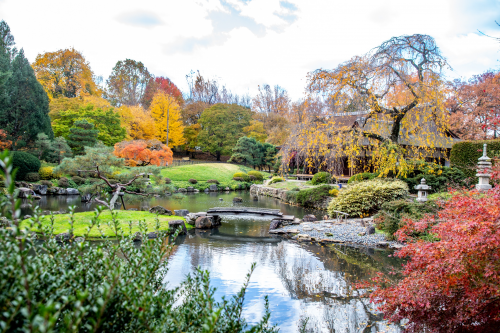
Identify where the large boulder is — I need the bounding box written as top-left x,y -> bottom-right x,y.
186,186 -> 194,192
149,206 -> 172,215
33,184 -> 47,195
56,187 -> 67,195
174,209 -> 190,217
233,197 -> 243,203
66,188 -> 79,195
195,216 -> 221,229
185,212 -> 206,225
17,187 -> 34,198
81,193 -> 92,202
366,225 -> 375,235
302,214 -> 317,222
269,219 -> 282,230
178,188 -> 187,193
168,220 -> 188,235
209,184 -> 218,192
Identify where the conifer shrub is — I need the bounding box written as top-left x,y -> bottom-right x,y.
71,176 -> 85,185
25,172 -> 40,182
328,179 -> 409,217
311,172 -> 332,185
58,177 -> 70,188
233,172 -> 250,182
247,171 -> 263,181
233,177 -> 244,182
164,177 -> 172,184
188,178 -> 198,184
38,166 -> 55,180
12,151 -> 41,181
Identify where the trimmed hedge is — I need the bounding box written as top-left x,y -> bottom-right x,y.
348,172 -> 378,183
311,172 -> 331,185
12,152 -> 41,181
328,179 -> 409,218
450,139 -> 500,177
233,172 -> 250,182
247,171 -> 263,181
296,185 -> 335,207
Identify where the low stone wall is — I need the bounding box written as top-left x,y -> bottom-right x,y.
250,184 -> 332,211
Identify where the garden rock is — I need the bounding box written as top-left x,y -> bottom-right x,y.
185,212 -> 206,225
174,209 -> 190,217
74,237 -> 84,243
225,187 -> 230,191
56,187 -> 67,195
252,195 -> 258,201
286,229 -> 299,234
178,188 -> 187,193
33,184 -> 47,195
302,214 -> 317,222
269,219 -> 282,230
168,220 -> 187,235
17,187 -> 34,198
0,217 -> 10,227
132,232 -> 142,241
366,225 -> 375,235
209,184 -> 218,192
127,208 -> 138,211
233,197 -> 243,203
378,241 -> 389,247
55,233 -> 73,242
204,188 -> 209,193
32,195 -> 41,200
193,189 -> 200,193
296,234 -> 312,242
66,188 -> 79,195
147,232 -> 158,239
186,186 -> 194,192
149,206 -> 172,215
81,193 -> 92,202
195,216 -> 221,229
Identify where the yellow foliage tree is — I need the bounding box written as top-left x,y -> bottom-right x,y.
117,105 -> 157,140
150,92 -> 185,147
243,120 -> 267,142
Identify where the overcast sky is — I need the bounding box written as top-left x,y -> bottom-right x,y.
1,0 -> 500,100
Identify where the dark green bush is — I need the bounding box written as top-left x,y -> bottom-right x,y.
206,179 -> 219,184
311,172 -> 332,185
374,199 -> 440,239
296,185 -> 333,207
40,180 -> 52,187
58,177 -> 70,188
164,177 -> 172,184
71,175 -> 85,185
248,175 -> 257,181
12,151 -> 41,181
348,172 -> 377,183
285,190 -> 298,204
25,172 -> 40,182
188,178 -> 198,184
399,164 -> 468,193
450,139 -> 500,177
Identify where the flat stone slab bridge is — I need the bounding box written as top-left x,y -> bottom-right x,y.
207,207 -> 295,222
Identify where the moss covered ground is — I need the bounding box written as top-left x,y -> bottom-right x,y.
21,211 -> 191,237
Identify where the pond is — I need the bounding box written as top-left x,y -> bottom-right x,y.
23,192 -> 403,332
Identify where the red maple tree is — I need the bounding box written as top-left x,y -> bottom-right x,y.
142,77 -> 183,109
114,139 -> 173,167
358,186 -> 500,332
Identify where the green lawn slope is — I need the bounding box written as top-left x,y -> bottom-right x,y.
161,163 -> 270,182
21,211 -> 190,238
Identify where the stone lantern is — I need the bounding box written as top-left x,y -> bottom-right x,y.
415,178 -> 431,202
476,143 -> 492,191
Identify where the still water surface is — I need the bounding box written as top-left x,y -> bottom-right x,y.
27,192 -> 403,332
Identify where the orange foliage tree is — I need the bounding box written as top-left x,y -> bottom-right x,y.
114,140 -> 173,167
0,130 -> 12,150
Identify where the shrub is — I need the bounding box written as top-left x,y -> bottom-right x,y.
285,190 -> 298,204
12,151 -> 41,181
233,172 -> 250,182
291,187 -> 300,191
188,178 -> 198,184
269,176 -> 283,184
296,185 -> 333,207
373,199 -> 440,239
206,179 -> 219,184
248,175 -> 256,181
348,172 -> 377,183
233,177 -> 244,181
71,176 -> 85,185
328,179 -> 409,218
329,188 -> 339,197
58,177 -> 70,188
247,171 -> 263,181
399,162 -> 468,193
39,166 -> 55,180
25,172 -> 40,182
40,180 -> 52,187
311,172 -> 332,185
164,177 -> 172,184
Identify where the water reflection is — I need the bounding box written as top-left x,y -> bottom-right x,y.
25,192 -> 403,332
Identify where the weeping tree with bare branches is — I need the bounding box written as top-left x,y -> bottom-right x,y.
287,34 -> 453,177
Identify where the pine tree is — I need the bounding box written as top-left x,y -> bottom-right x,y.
67,119 -> 98,155
0,21 -> 53,149
47,137 -> 72,163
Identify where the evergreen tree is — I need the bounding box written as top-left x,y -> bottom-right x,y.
46,136 -> 72,163
0,21 -> 53,149
67,119 -> 98,155
228,136 -> 263,168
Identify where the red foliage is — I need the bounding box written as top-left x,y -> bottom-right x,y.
114,139 -> 173,167
0,130 -> 11,150
358,187 -> 500,332
142,77 -> 183,108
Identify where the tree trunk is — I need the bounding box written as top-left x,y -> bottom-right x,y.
166,107 -> 170,147
216,152 -> 221,161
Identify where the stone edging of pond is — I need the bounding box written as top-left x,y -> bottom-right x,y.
249,184 -> 332,210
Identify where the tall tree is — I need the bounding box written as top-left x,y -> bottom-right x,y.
0,49 -> 53,149
142,76 -> 183,109
150,92 -> 185,147
106,59 -> 151,106
303,34 -> 450,177
197,104 -> 252,161
228,136 -> 263,168
252,84 -> 290,116
67,119 -> 98,155
243,120 -> 267,143
446,71 -> 500,140
46,136 -> 72,163
117,105 -> 157,140
32,48 -> 101,100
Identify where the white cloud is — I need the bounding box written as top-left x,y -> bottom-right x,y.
0,0 -> 499,100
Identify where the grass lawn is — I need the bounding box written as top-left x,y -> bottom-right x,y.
161,163 -> 271,182
21,211 -> 191,238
